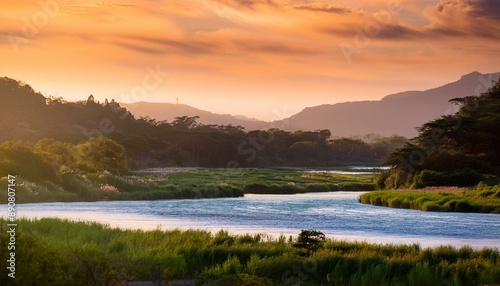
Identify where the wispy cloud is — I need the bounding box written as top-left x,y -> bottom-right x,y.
291,3 -> 357,15
424,0 -> 500,39
1,0 -> 499,121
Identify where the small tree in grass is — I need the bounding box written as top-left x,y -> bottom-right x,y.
293,229 -> 326,256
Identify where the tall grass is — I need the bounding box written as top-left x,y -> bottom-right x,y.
1,218 -> 498,285
359,187 -> 500,213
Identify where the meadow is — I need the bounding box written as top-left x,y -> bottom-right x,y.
1,218 -> 499,286
359,184 -> 500,214
0,168 -> 375,203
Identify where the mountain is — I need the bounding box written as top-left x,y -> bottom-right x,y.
119,102 -> 269,130
274,71 -> 500,138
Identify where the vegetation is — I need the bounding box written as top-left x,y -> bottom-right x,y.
361,78 -> 500,214
0,77 -> 407,170
0,76 -> 404,203
360,183 -> 500,213
0,168 -> 375,203
1,218 -> 499,286
293,229 -> 326,255
378,77 -> 500,189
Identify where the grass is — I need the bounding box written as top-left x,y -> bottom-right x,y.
359,184 -> 500,214
1,218 -> 499,286
0,168 -> 375,203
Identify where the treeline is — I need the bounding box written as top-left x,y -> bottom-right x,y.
0,77 -> 407,170
2,218 -> 499,286
378,77 -> 500,189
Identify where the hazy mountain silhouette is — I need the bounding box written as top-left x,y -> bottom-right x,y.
120,102 -> 269,130
274,71 -> 500,137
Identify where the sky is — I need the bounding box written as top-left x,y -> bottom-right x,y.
1,0 -> 500,121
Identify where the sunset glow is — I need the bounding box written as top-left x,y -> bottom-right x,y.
2,0 -> 499,120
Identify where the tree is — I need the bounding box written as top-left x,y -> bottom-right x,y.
288,141 -> 321,162
330,138 -> 373,162
172,116 -> 200,130
76,137 -> 128,175
381,77 -> 500,188
293,229 -> 325,256
34,138 -> 78,170
0,141 -> 58,183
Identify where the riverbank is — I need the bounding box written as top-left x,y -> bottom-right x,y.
0,168 -> 375,203
15,191 -> 500,249
359,186 -> 500,214
1,218 -> 499,286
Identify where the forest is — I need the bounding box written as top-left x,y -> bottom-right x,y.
0,76 -> 406,171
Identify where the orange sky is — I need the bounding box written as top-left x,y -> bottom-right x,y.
1,0 -> 499,120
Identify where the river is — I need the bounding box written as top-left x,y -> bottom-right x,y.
12,192 -> 500,249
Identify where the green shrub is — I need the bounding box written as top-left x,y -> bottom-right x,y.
422,202 -> 445,212
413,169 -> 485,188
361,189 -> 500,214
339,183 -> 375,191
408,264 -> 441,286
454,200 -> 474,212
305,183 -> 331,192
388,197 -> 402,208
61,172 -> 99,201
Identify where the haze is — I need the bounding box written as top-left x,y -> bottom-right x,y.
2,0 -> 499,120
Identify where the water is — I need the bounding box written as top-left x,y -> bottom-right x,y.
11,192 -> 500,249
302,166 -> 389,175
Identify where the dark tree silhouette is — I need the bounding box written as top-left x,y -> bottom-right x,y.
380,77 -> 500,188
293,229 -> 326,255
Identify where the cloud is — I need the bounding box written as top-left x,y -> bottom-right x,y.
207,0 -> 276,11
231,40 -> 317,55
425,0 -> 500,38
375,24 -> 421,39
64,2 -> 135,8
118,35 -> 219,55
2,0 -> 499,112
316,0 -> 500,42
291,3 -> 356,14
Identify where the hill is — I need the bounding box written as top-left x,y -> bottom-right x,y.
120,102 -> 269,130
274,71 -> 500,137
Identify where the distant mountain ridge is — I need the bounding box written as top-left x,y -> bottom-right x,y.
120,102 -> 270,130
274,71 -> 500,137
121,72 -> 499,137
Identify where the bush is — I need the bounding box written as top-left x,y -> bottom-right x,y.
305,183 -> 331,192
339,183 -> 375,191
454,200 -> 474,212
413,169 -> 485,188
388,197 -> 402,208
360,189 -> 500,214
0,142 -> 59,183
61,172 -> 100,201
76,137 -> 128,175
